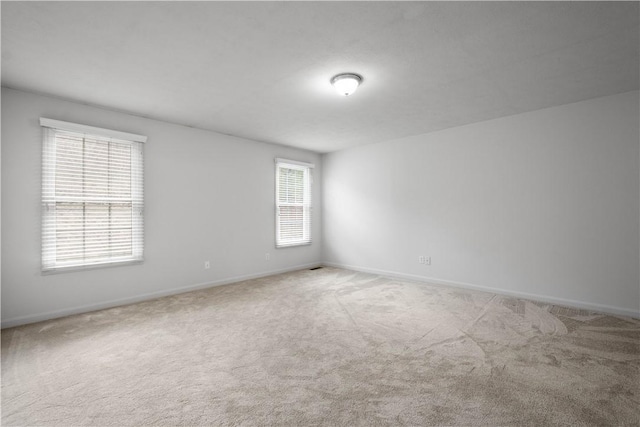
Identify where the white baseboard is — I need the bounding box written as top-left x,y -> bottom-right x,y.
322,262 -> 640,319
1,262 -> 321,329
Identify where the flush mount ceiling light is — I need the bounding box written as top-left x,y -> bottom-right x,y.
331,73 -> 362,96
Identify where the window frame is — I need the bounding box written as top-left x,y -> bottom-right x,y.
275,158 -> 313,248
40,118 -> 146,273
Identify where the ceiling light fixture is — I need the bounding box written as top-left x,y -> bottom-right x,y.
331,73 -> 362,96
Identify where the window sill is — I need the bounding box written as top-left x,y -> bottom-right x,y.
276,242 -> 312,249
42,259 -> 143,275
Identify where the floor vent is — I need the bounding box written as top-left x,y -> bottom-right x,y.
309,266 -> 323,271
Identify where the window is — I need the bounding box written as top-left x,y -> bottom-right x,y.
275,158 -> 313,248
41,118 -> 145,272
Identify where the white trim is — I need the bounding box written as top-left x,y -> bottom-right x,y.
40,118 -> 147,143
275,161 -> 312,248
275,158 -> 315,168
276,241 -> 312,249
322,262 -> 640,319
1,262 -> 321,329
40,124 -> 145,272
42,259 -> 144,275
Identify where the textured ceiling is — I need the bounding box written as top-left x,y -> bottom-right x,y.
2,2 -> 638,153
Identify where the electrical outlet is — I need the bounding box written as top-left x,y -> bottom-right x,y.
418,255 -> 431,265
265,253 -> 270,261
204,261 -> 210,269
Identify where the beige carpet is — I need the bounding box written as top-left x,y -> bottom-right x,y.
2,267 -> 639,426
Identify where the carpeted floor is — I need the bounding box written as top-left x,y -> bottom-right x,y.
2,267 -> 639,426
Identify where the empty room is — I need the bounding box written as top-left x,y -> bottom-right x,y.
1,1 -> 639,426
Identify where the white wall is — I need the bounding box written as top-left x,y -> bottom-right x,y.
3,88 -> 638,326
323,91 -> 640,317
1,88 -> 322,327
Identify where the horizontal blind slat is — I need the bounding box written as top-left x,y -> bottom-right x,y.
275,160 -> 312,248
42,122 -> 144,271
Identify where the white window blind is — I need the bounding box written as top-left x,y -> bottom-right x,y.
275,159 -> 313,248
41,118 -> 145,272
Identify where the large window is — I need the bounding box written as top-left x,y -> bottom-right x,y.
41,118 -> 145,272
275,158 -> 313,248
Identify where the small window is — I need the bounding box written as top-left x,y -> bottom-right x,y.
41,118 -> 146,272
275,158 -> 313,248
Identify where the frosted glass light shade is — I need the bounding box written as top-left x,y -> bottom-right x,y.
331,73 -> 362,96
